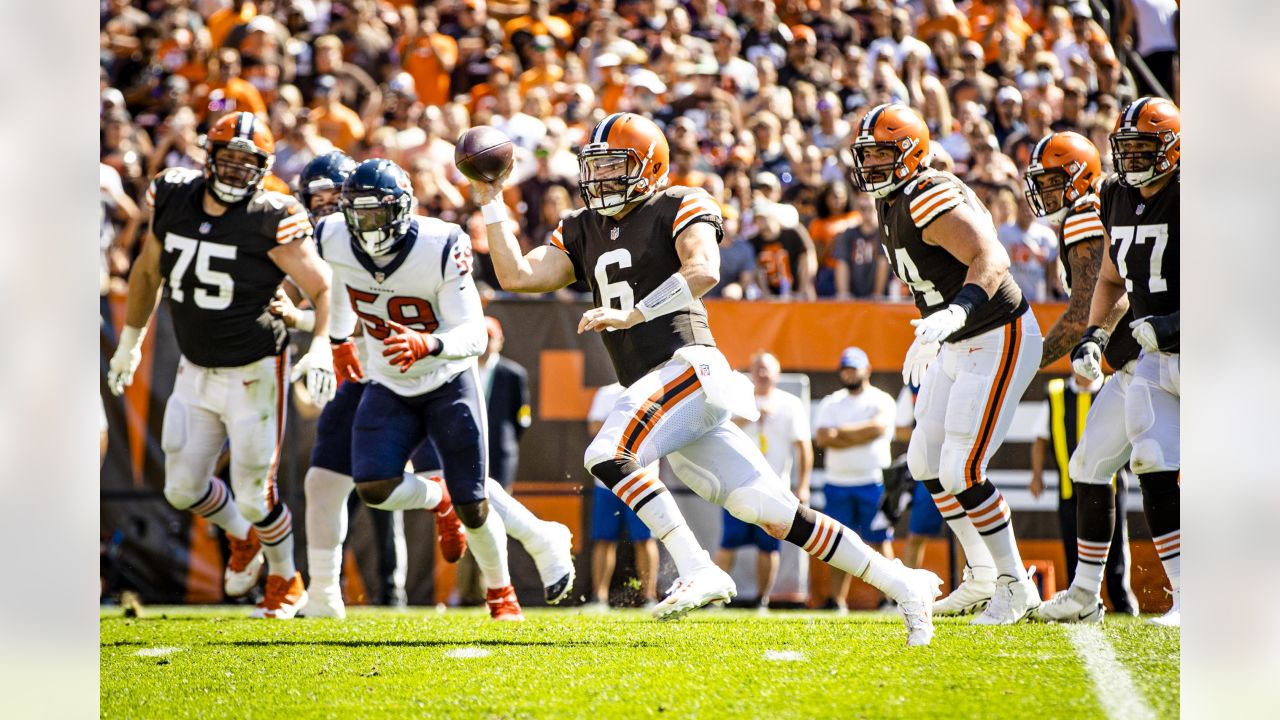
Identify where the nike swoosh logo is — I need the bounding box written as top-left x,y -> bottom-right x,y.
243,379 -> 259,386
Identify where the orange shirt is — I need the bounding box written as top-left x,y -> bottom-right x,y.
808,211 -> 860,269
262,174 -> 291,194
311,102 -> 366,154
518,65 -> 565,98
503,16 -> 573,49
208,2 -> 256,49
399,33 -> 459,108
917,13 -> 972,42
196,77 -> 267,119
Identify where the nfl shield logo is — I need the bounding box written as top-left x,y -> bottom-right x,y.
199,222 -> 212,235
610,226 -> 620,241
374,272 -> 386,283
1135,203 -> 1146,215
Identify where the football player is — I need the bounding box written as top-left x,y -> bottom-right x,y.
316,158 -> 524,620
107,112 -> 336,619
474,112 -> 942,646
1070,97 -> 1181,627
850,103 -> 1043,624
1021,131 -> 1142,624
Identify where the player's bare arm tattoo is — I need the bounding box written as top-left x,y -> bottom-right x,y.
1040,240 -> 1103,367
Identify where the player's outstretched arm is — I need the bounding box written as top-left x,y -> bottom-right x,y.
469,172 -> 576,293
1041,238 -> 1105,367
108,229 -> 165,395
1084,239 -> 1130,333
910,202 -> 1010,343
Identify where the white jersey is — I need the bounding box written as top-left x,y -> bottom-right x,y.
316,213 -> 487,397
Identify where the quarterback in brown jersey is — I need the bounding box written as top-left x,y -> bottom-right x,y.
1022,132 -> 1142,624
107,112 -> 336,619
1071,97 -> 1181,627
851,103 -> 1043,624
473,112 -> 942,645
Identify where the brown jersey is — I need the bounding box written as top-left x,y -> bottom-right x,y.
1057,194 -> 1141,368
876,168 -> 1027,341
551,186 -> 723,386
1099,171 -> 1180,322
146,167 -> 311,367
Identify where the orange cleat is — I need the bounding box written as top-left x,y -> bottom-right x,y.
251,572 -> 308,619
430,476 -> 467,563
486,585 -> 525,621
224,529 -> 264,597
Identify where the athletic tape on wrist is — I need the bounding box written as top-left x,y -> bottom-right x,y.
481,200 -> 508,225
637,273 -> 694,322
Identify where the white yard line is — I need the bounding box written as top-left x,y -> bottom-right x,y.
445,647 -> 491,659
763,650 -> 806,662
134,647 -> 182,657
1065,625 -> 1156,720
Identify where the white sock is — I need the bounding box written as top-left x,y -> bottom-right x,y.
659,524 -> 715,577
368,472 -> 443,511
1075,539 -> 1110,595
465,511 -> 511,589
190,477 -> 252,540
485,478 -> 544,547
964,487 -> 1027,581
257,504 -> 296,578
304,468 -> 353,591
798,510 -> 911,601
930,486 -> 997,582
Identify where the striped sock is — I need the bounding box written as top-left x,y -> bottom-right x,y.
615,469 -> 712,575
956,481 -> 1025,581
256,503 -> 296,578
923,479 -> 996,582
785,506 -> 911,601
1153,530 -> 1181,592
189,477 -> 251,540
1075,539 -> 1110,594
1073,482 -> 1115,595
1139,471 -> 1181,593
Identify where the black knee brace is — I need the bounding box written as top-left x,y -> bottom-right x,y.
455,498 -> 490,529
1074,482 -> 1115,545
589,456 -> 642,490
783,505 -> 819,547
1138,471 -> 1180,538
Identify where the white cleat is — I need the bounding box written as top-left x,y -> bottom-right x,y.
898,566 -> 944,647
301,585 -> 346,619
934,566 -> 994,616
652,565 -> 737,621
527,522 -> 576,605
973,571 -> 1042,625
1147,589 -> 1180,627
1036,584 -> 1104,624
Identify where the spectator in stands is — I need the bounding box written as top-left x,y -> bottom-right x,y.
998,189 -> 1058,302
814,347 -> 896,612
750,198 -> 816,300
1119,0 -> 1179,99
831,191 -> 890,300
310,75 -> 365,154
808,181 -> 858,299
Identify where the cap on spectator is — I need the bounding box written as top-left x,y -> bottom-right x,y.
103,107 -> 131,124
596,52 -> 622,68
315,74 -> 338,94
388,71 -> 417,98
790,24 -> 817,44
628,69 -> 667,94
960,40 -> 984,59
754,171 -> 781,192
996,86 -> 1022,105
101,87 -> 125,109
692,56 -> 719,76
246,16 -> 278,34
839,347 -> 869,370
1068,1 -> 1093,19
485,316 -> 503,340
532,34 -> 554,52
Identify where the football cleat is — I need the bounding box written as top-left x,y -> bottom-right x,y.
486,585 -> 525,621
898,566 -> 944,647
224,529 -> 264,598
1036,584 -> 1105,624
527,521 -> 576,605
973,571 -> 1042,625
429,476 -> 467,564
934,566 -> 994,616
301,583 -> 346,619
251,573 -> 308,619
652,565 -> 737,621
1147,589 -> 1180,627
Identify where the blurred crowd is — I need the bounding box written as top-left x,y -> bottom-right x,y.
101,0 -> 1178,303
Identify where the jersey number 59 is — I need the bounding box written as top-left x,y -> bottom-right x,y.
347,287 -> 439,340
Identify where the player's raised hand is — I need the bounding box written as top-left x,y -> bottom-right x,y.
382,320 -> 440,372
331,339 -> 364,385
1070,326 -> 1109,381
466,163 -> 513,208
578,306 -> 643,334
910,304 -> 967,343
292,336 -> 336,406
902,337 -> 940,387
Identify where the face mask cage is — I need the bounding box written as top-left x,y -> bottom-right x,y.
303,179 -> 342,219
849,137 -> 912,198
206,140 -> 270,203
578,147 -> 646,216
1111,131 -> 1167,187
341,191 -> 411,257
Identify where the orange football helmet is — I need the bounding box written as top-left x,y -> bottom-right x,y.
1111,97 -> 1179,188
578,112 -> 670,216
849,103 -> 930,198
204,111 -> 275,203
1023,131 -> 1102,220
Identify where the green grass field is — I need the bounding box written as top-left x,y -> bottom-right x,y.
101,606 -> 1179,719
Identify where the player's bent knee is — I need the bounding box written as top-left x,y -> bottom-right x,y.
906,436 -> 937,482
162,482 -> 204,511
235,497 -> 269,524
587,455 -> 638,489
724,482 -> 798,537
455,499 -> 489,528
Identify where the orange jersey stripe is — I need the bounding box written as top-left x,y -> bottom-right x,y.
616,368 -> 698,456
963,318 -> 1022,487
910,192 -> 962,226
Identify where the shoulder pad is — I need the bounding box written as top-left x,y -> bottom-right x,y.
147,167 -> 202,210
1062,194 -> 1105,245
905,171 -> 965,229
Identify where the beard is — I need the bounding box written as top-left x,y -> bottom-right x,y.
843,379 -> 866,392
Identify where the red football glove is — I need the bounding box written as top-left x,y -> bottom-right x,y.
331,339 -> 364,386
381,321 -> 440,373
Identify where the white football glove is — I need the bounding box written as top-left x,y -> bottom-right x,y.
292,335 -> 336,406
1129,313 -> 1179,353
1070,326 -> 1109,381
902,337 -> 941,388
107,325 -> 147,396
1130,318 -> 1160,353
910,304 -> 968,344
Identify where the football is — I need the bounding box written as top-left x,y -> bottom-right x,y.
454,125 -> 514,182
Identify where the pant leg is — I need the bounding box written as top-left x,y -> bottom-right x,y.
352,382 -> 427,483
161,358 -> 230,510
1069,368 -> 1134,486
1126,352 -> 1181,474
224,354 -> 288,524
906,350 -> 955,483
421,366 -> 489,506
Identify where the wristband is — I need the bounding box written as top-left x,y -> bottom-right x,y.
481,199 -> 509,225
330,336 -> 351,346
951,283 -> 989,317
637,272 -> 695,322
293,309 -> 316,333
1081,325 -> 1111,350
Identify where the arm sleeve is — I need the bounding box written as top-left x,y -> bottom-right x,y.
431,230 -> 488,359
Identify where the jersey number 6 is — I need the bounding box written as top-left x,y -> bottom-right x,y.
594,249 -> 635,313
346,287 -> 439,340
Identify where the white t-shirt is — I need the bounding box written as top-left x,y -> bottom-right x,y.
815,385 -> 897,485
734,386 -> 809,485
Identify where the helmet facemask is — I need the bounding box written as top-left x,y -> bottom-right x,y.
341,191 -> 414,257
1024,166 -> 1071,222
304,182 -> 342,219
207,141 -> 271,204
1111,131 -> 1175,188
578,144 -> 655,217
850,136 -> 918,198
